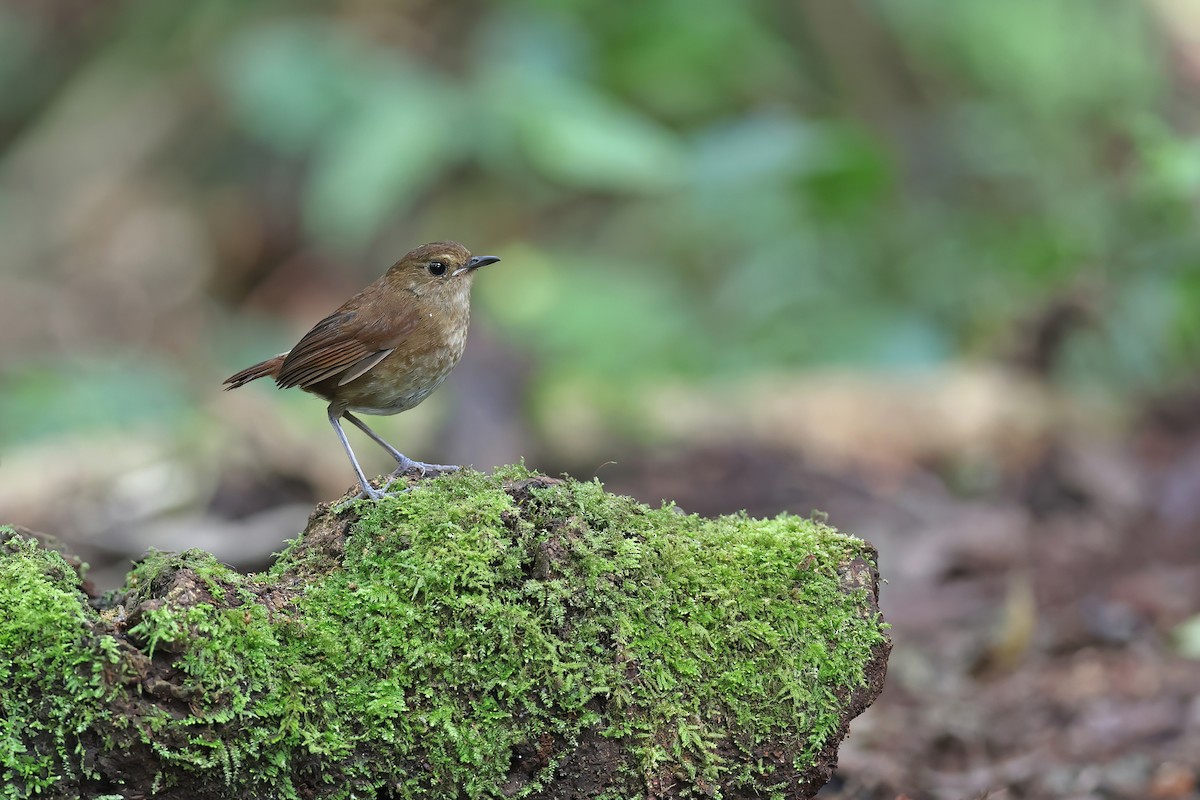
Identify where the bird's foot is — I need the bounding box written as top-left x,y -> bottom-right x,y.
389,457 -> 461,478
355,481 -> 409,501
350,460 -> 460,499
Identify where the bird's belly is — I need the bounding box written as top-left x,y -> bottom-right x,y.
342,377 -> 448,416
317,343 -> 463,416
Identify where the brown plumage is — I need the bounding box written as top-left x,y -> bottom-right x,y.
224,241 -> 500,499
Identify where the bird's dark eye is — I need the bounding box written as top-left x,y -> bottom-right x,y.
428,261 -> 447,276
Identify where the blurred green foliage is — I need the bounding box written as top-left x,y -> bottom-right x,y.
0,358 -> 189,447
1,0 -> 1199,448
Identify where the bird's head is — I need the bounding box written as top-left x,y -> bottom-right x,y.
385,241 -> 500,302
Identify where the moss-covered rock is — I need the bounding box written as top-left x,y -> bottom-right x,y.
0,466 -> 889,799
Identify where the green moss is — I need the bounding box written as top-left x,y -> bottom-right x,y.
0,466 -> 887,799
0,529 -> 120,794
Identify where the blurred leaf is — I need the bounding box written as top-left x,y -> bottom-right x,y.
1070,269 -> 1200,387
478,247 -> 700,376
304,84 -> 462,250
689,113 -> 826,187
590,0 -> 797,123
0,357 -> 190,447
799,124 -> 892,220
218,21 -> 465,249
497,71 -> 686,192
471,9 -> 595,82
687,112 -> 888,198
1137,119 -> 1200,201
1175,614 -> 1200,660
791,306 -> 952,368
884,0 -> 1158,119
218,22 -> 359,154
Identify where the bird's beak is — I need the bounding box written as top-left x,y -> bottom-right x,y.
467,255 -> 500,271
453,255 -> 500,278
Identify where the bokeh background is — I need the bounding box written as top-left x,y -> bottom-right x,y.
2,1 -> 1200,797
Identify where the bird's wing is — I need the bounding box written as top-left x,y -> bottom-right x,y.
337,349 -> 394,385
275,307 -> 418,389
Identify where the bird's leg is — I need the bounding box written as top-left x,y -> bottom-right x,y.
328,407 -> 390,501
342,411 -> 460,478
341,411 -> 416,470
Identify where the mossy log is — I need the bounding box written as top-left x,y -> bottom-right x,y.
0,466 -> 889,800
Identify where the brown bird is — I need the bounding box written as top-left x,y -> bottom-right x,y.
224,241 -> 500,500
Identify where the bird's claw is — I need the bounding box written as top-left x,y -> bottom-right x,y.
389,459 -> 461,478
354,474 -> 419,500
353,460 -> 461,500
355,483 -> 408,501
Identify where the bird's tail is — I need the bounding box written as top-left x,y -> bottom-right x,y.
223,354 -> 286,390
